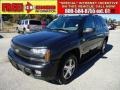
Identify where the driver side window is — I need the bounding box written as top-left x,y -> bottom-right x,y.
65,19 -> 78,28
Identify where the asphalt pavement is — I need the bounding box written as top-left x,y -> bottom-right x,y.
0,29 -> 120,90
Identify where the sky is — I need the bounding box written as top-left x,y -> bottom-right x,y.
99,14 -> 120,21
64,14 -> 120,21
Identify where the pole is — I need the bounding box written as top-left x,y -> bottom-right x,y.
0,14 -> 2,31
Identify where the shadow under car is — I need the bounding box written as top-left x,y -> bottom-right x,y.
50,44 -> 113,85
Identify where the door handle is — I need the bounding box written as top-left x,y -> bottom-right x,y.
82,38 -> 86,42
96,34 -> 103,37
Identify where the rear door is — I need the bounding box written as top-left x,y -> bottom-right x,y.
94,16 -> 107,48
80,16 -> 98,54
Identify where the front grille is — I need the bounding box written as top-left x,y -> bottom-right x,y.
11,42 -> 31,59
11,42 -> 43,61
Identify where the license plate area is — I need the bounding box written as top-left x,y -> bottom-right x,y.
18,64 -> 31,75
18,64 -> 25,71
9,56 -> 18,69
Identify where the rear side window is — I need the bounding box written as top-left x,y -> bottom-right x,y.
83,16 -> 95,29
101,18 -> 107,27
94,17 -> 101,31
29,20 -> 41,25
25,20 -> 28,25
94,16 -> 107,32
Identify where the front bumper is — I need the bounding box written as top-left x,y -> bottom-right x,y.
8,49 -> 59,80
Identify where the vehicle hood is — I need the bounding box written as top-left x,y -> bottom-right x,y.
12,30 -> 72,48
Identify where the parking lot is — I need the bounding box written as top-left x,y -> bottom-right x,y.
0,29 -> 120,90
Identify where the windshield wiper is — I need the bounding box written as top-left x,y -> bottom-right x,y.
51,28 -> 69,32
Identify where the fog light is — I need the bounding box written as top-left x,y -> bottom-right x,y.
35,70 -> 41,76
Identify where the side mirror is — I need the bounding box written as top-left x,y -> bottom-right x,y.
83,28 -> 95,33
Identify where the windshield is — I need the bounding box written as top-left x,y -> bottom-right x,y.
47,17 -> 81,32
30,20 -> 41,25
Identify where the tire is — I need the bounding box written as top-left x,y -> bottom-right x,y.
16,27 -> 20,33
56,53 -> 77,84
100,40 -> 107,54
23,28 -> 26,34
17,30 -> 20,33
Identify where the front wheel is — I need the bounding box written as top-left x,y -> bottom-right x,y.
17,30 -> 20,33
22,28 -> 26,34
16,27 -> 20,33
57,54 -> 77,84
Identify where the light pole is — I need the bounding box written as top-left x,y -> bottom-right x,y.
0,14 -> 2,31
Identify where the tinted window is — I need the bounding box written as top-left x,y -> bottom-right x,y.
94,16 -> 107,32
83,16 -> 95,29
29,20 -> 41,25
101,18 -> 107,27
25,20 -> 28,25
94,17 -> 101,32
47,18 -> 65,29
64,19 -> 79,28
47,17 -> 81,32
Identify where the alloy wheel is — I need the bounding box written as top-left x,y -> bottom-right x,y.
102,41 -> 106,53
63,58 -> 76,80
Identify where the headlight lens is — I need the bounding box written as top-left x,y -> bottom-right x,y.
31,47 -> 50,62
31,48 -> 47,55
10,41 -> 14,47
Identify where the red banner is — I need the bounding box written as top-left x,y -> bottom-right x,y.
58,0 -> 120,14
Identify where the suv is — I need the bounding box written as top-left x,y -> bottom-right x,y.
108,23 -> 116,30
8,15 -> 109,84
16,19 -> 41,33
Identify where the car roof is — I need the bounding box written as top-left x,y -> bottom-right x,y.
59,15 -> 83,19
59,14 -> 103,19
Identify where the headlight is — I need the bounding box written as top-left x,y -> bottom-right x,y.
10,41 -> 14,47
31,47 -> 50,62
31,48 -> 47,55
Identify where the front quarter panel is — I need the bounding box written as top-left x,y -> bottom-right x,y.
50,34 -> 81,60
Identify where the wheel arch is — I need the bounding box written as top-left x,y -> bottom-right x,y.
61,48 -> 81,63
105,36 -> 108,42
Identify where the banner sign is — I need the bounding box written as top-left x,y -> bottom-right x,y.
58,0 -> 120,14
1,0 -> 57,14
0,0 -> 120,14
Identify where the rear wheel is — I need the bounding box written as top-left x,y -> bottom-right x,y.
100,40 -> 107,54
56,53 -> 77,84
23,28 -> 26,34
17,30 -> 20,33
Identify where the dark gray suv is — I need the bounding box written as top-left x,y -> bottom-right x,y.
8,15 -> 109,84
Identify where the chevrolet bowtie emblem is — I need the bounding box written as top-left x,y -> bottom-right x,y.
15,49 -> 19,53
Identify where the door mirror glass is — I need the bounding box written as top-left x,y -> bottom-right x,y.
83,28 -> 94,33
